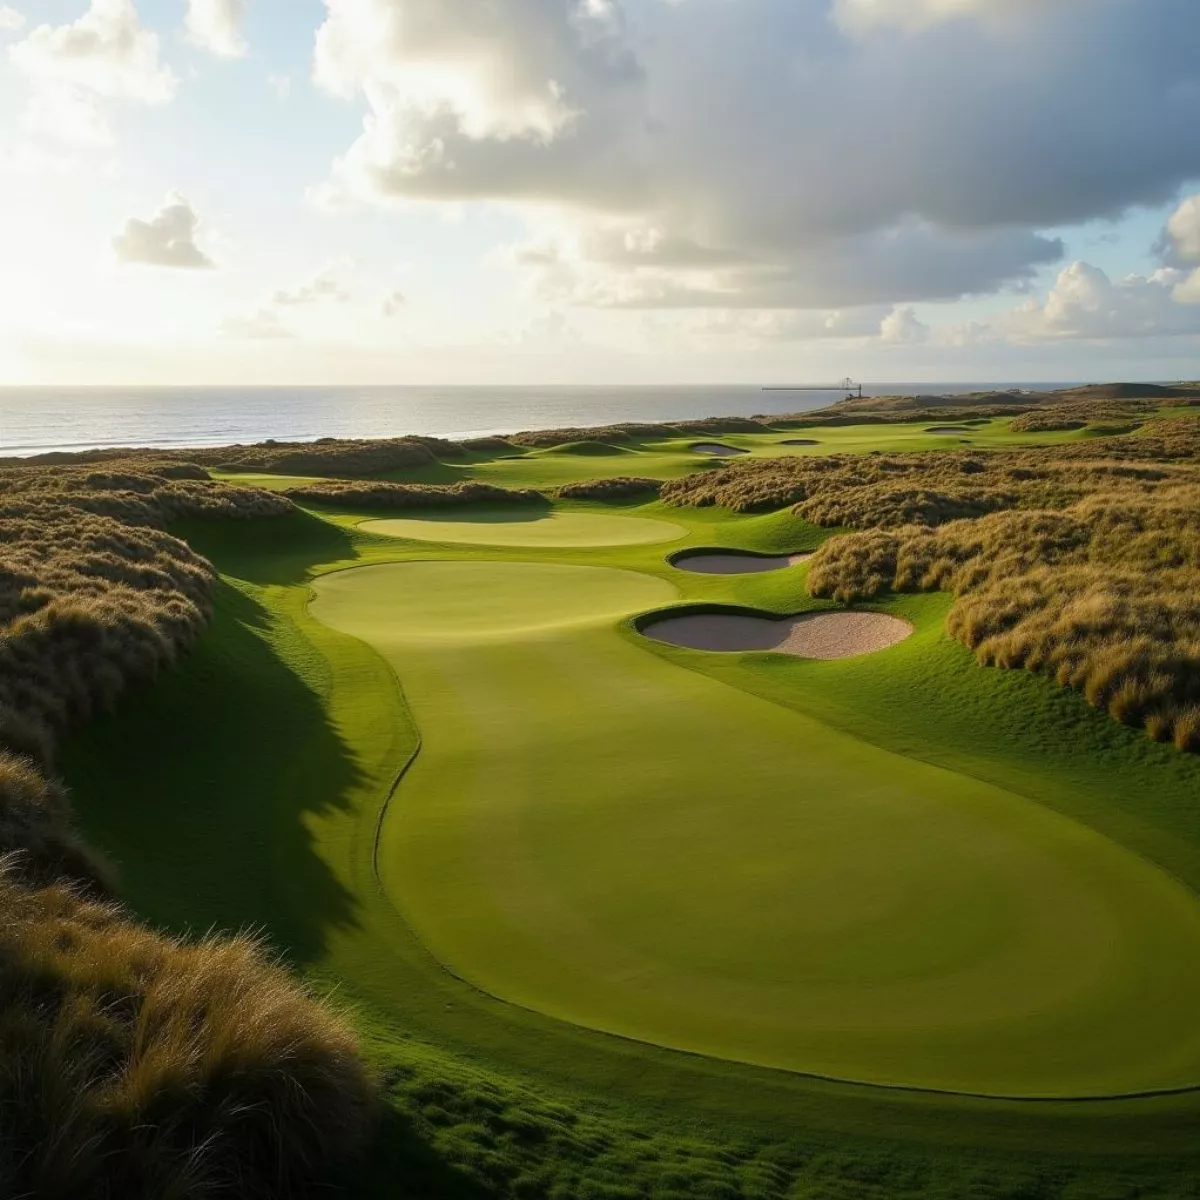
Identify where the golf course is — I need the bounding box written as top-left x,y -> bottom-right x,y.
47,400 -> 1200,1196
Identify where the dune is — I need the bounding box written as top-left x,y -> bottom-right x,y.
643,610 -> 912,658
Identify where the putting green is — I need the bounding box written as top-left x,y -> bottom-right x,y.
310,560 -> 1200,1098
361,509 -> 685,547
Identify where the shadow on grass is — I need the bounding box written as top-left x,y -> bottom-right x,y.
61,514 -> 371,965
361,504 -> 554,528
353,1104 -> 494,1200
176,509 -> 359,586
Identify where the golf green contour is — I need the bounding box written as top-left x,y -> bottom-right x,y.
361,509 -> 686,546
310,556 -> 1200,1098
55,402 -> 1200,1197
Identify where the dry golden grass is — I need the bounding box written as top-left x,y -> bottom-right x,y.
770,417 -> 1200,751
0,866 -> 371,1199
283,479 -> 544,509
0,462 -> 291,781
554,477 -> 663,500
0,461 -> 374,1195
1008,402 -> 1150,433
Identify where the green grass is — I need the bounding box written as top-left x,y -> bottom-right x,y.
311,557 -> 1200,1096
214,411 -> 1194,497
58,493 -> 1200,1196
360,509 -> 687,547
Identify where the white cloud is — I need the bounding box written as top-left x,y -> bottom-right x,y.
185,0 -> 248,59
220,308 -> 292,339
880,306 -> 931,344
11,0 -> 176,103
313,0 -> 1200,315
113,194 -> 213,268
0,6 -> 25,33
22,84 -> 113,146
268,72 -> 292,98
832,0 -> 1064,35
989,261 -> 1200,341
1173,270 -> 1200,306
273,266 -> 350,306
1165,193 -> 1200,265
380,289 -> 406,316
8,0 -> 176,148
313,0 -> 634,142
673,304 -> 907,347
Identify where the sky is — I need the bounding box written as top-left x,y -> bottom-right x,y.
0,0 -> 1199,386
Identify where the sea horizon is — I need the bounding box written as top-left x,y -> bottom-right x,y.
0,381 -> 1086,458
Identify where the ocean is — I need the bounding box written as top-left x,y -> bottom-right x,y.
0,383 -> 1071,458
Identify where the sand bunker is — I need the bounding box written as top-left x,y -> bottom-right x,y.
925,425 -> 971,434
643,610 -> 912,659
692,442 -> 748,457
780,438 -> 820,446
672,551 -> 811,575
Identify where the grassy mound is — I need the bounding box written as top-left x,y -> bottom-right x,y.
59,499 -> 1200,1198
310,559 -> 1200,1097
284,480 -> 545,509
0,868 -> 370,1199
543,440 -> 633,456
555,476 -> 663,499
0,464 -> 373,1195
361,508 -> 686,547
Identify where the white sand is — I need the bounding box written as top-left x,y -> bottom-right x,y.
672,553 -> 811,575
643,610 -> 913,659
692,443 -> 748,457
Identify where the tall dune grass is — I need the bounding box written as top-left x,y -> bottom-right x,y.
0,461 -> 373,1195
284,479 -> 545,508
758,418 -> 1200,751
0,866 -> 371,1199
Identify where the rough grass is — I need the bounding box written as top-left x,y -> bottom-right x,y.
732,417 -> 1200,752
0,461 -> 373,1196
61,504 -> 1200,1199
1008,402 -> 1150,433
555,477 -> 664,500
283,480 -> 545,509
0,866 -> 371,1200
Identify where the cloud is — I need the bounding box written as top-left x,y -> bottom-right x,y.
380,289 -> 406,316
11,0 -> 176,103
0,6 -> 25,33
113,194 -> 213,268
1174,272 -> 1200,306
8,0 -> 175,147
273,266 -> 350,306
880,306 -> 931,345
984,261 -> 1200,341
22,83 -> 113,146
1164,193 -> 1200,265
313,0 -> 1200,314
673,304 -> 908,347
506,218 -> 1061,309
832,0 -> 1066,35
185,0 -> 248,59
220,309 -> 293,339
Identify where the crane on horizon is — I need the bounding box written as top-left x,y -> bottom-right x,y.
762,377 -> 863,399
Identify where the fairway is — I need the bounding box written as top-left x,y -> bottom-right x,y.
311,559 -> 1200,1098
361,509 -> 685,546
